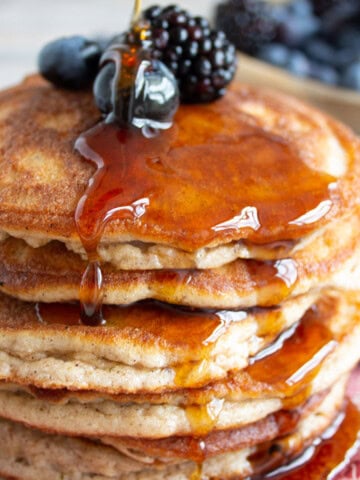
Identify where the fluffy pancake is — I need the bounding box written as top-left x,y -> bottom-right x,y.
0,289 -> 356,398
1,209 -> 360,307
0,76 -> 359,263
0,291 -> 358,438
0,290 -> 316,393
0,378 -> 348,480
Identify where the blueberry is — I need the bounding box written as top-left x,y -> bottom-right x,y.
286,50 -> 311,77
335,25 -> 360,49
309,62 -> 339,85
38,36 -> 102,89
133,60 -> 179,128
304,38 -> 336,65
276,14 -> 320,47
257,43 -> 290,67
94,54 -> 179,129
93,62 -> 115,114
319,2 -> 360,35
341,61 -> 360,90
287,0 -> 313,17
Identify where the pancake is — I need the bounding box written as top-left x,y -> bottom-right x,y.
0,291 -> 358,438
0,378 -> 349,480
0,76 -> 359,265
1,208 -> 360,307
0,288 -> 355,398
0,290 -> 316,393
0,65 -> 359,480
0,333 -> 355,439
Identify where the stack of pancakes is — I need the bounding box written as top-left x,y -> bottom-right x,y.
0,75 -> 359,480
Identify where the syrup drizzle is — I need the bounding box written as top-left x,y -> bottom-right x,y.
74,123 -> 335,324
75,123 -> 174,324
75,105 -> 339,324
33,297 -> 360,476
234,301 -> 338,406
251,400 -> 360,480
132,0 -> 142,25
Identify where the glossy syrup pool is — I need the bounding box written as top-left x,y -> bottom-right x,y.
74,116 -> 338,324
75,121 -> 338,253
187,400 -> 360,480
252,400 -> 360,480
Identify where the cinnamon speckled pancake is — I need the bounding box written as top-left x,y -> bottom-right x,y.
0,210 -> 360,307
0,75 -> 359,266
0,290 -> 316,393
0,291 -> 357,438
0,378 -> 347,480
0,289 -> 356,397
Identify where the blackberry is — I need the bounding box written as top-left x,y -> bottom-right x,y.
312,0 -> 360,34
311,0 -> 358,17
142,5 -> 237,103
216,0 -> 277,54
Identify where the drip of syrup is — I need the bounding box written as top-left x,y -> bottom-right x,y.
252,400 -> 360,480
132,0 -> 142,25
190,463 -> 204,480
75,122 -> 174,324
233,302 -> 338,405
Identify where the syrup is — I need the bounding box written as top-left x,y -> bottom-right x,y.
227,300 -> 338,406
35,299 -> 245,361
132,0 -> 142,25
251,400 -> 360,480
190,463 -> 203,480
74,97 -> 337,324
119,400 -> 308,463
35,293 -> 339,399
75,123 -> 338,255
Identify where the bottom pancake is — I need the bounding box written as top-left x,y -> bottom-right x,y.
0,378 -> 353,480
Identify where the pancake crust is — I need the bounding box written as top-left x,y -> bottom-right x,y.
0,76 -> 359,254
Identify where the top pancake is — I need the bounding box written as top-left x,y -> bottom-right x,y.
0,75 -> 359,256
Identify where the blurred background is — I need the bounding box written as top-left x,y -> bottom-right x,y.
0,0 -> 218,88
0,0 -> 359,131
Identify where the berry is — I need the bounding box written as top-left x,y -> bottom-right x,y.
38,36 -> 101,89
341,61 -> 360,91
132,60 -> 180,128
335,24 -> 360,49
143,4 -> 237,103
286,50 -> 311,77
311,0 -> 359,17
257,43 -> 290,68
93,62 -> 115,114
275,1 -> 320,47
94,45 -> 179,129
309,62 -> 339,85
316,1 -> 360,34
216,0 -> 277,54
304,38 -> 337,66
